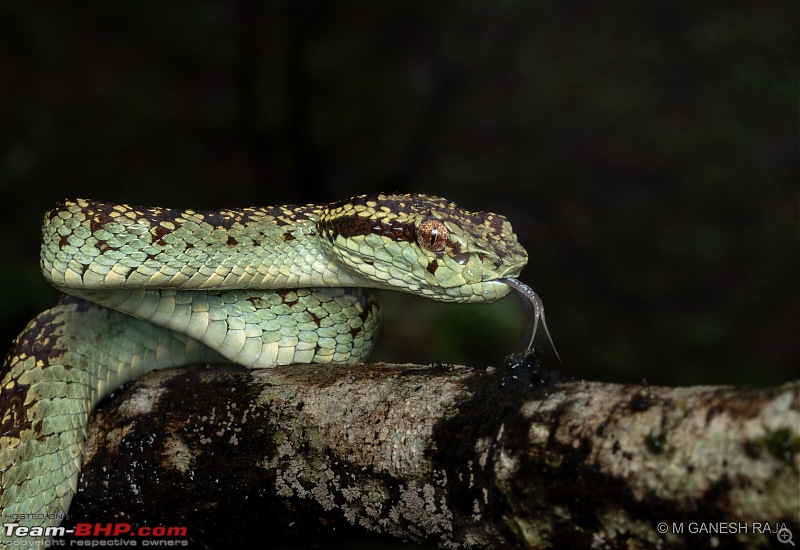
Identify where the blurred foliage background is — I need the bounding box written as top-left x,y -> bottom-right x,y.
0,1 -> 796,386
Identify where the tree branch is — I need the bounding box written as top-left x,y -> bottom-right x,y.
59,360 -> 799,548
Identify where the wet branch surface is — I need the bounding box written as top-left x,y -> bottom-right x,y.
60,359 -> 799,549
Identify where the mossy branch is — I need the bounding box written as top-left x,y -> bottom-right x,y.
61,362 -> 799,548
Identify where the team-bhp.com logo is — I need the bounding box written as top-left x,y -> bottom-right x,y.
3,522 -> 188,545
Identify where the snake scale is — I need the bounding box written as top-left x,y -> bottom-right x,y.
0,192 -> 553,544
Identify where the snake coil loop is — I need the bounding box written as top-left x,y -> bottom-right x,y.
0,193 -> 554,544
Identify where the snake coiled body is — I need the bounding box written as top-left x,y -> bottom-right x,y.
0,193 -> 529,544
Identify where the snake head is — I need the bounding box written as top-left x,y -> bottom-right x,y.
317,193 -> 528,303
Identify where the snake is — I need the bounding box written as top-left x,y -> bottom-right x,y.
0,192 -> 555,544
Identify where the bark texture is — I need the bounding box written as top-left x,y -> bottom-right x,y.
59,360 -> 799,549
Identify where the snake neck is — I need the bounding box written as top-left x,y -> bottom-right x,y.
41,200 -> 372,292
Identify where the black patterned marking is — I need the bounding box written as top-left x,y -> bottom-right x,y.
0,301 -> 78,442
276,289 -> 298,307
318,214 -> 417,244
0,371 -> 33,441
151,225 -> 170,246
57,200 -> 319,236
88,211 -> 115,234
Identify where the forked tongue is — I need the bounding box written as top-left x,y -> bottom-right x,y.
501,278 -> 562,363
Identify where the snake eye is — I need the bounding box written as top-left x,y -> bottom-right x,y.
417,218 -> 448,253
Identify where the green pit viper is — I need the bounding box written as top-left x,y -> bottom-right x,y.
0,192 -> 555,544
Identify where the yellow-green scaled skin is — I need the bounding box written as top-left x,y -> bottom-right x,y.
0,193 -> 528,544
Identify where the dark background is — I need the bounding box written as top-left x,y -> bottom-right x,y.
1,2 -> 796,386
